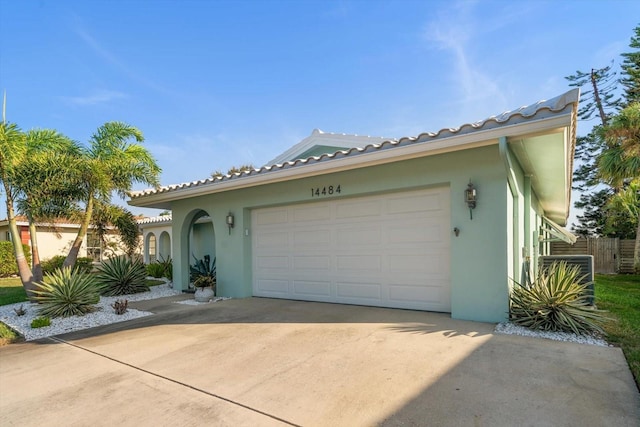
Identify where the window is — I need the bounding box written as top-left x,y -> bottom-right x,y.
148,234 -> 157,263
87,232 -> 102,262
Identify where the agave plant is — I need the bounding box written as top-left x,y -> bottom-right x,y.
190,255 -> 216,283
32,267 -> 100,318
509,262 -> 607,335
97,256 -> 149,296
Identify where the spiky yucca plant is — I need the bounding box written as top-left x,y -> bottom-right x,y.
97,256 -> 149,296
32,267 -> 100,318
509,262 -> 607,335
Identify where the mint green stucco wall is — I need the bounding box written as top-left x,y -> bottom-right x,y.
170,145 -> 515,323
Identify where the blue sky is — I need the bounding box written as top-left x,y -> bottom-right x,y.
1,0 -> 638,223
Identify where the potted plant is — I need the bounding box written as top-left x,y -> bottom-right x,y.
193,275 -> 216,302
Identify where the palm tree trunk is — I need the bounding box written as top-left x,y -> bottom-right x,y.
64,195 -> 94,268
28,218 -> 43,283
3,183 -> 36,298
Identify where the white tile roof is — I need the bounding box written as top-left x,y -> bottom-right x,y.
137,215 -> 172,225
129,89 -> 579,201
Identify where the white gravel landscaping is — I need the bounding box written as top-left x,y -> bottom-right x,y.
495,322 -> 610,347
0,280 -> 182,341
175,297 -> 231,305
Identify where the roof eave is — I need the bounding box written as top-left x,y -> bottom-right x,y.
129,112 -> 573,209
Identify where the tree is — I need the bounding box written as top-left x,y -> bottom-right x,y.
1,111 -> 84,296
566,64 -> 626,236
621,25 -> 640,106
0,115 -> 34,296
13,130 -> 84,283
599,103 -> 640,271
90,200 -> 141,259
211,164 -> 255,178
63,122 -> 161,267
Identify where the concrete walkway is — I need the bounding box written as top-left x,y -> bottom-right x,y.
1,297 -> 638,427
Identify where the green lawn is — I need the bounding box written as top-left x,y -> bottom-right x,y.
0,277 -> 29,306
595,274 -> 640,390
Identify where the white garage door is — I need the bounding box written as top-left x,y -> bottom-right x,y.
252,187 -> 451,312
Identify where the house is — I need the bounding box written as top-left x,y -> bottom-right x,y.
138,214 -> 173,264
0,216 -> 131,262
128,89 -> 579,323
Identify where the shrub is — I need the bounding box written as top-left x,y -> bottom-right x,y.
509,262 -> 608,335
157,256 -> 173,280
32,267 -> 100,318
41,255 -> 65,274
146,262 -> 165,278
31,316 -> 51,328
75,257 -> 95,274
42,256 -> 94,274
0,241 -> 32,277
97,256 -> 149,296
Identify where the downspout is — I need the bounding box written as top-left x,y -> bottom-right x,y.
523,175 -> 532,286
498,137 -> 521,284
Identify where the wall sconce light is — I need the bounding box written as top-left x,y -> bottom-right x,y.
465,182 -> 477,220
226,213 -> 235,234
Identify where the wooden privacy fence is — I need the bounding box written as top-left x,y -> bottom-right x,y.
551,238 -> 636,274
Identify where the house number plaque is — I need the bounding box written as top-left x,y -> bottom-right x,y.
310,185 -> 341,197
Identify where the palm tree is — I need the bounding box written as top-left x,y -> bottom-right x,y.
0,118 -> 35,295
598,103 -> 640,272
14,130 -> 84,283
63,122 -> 161,267
1,116 -> 83,296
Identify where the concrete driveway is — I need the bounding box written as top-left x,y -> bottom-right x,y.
1,297 -> 638,427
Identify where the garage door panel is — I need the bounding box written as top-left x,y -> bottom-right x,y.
255,231 -> 289,248
293,280 -> 331,297
256,279 -> 290,295
336,282 -> 382,300
256,256 -> 290,270
388,283 -> 446,302
336,199 -> 381,218
292,256 -> 331,270
293,229 -> 331,247
337,226 -> 381,246
336,255 -> 381,272
253,187 -> 451,312
255,209 -> 289,225
293,204 -> 331,222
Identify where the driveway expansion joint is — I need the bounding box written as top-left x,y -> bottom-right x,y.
46,336 -> 301,427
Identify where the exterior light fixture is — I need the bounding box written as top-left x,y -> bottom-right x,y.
465,182 -> 477,220
226,213 -> 235,234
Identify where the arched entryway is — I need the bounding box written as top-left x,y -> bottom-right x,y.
179,209 -> 215,290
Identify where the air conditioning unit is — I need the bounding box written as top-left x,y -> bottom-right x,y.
539,255 -> 595,305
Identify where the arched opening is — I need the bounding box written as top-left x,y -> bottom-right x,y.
158,231 -> 171,261
146,233 -> 157,263
180,209 -> 215,290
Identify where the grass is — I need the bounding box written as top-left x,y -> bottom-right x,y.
595,274 -> 640,390
0,277 -> 29,306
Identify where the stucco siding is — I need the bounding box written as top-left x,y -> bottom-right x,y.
171,145 -> 511,323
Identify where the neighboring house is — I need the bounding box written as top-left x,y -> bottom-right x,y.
0,216 -> 130,262
129,89 -> 579,323
138,215 -> 173,264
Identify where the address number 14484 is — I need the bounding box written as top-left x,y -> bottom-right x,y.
311,185 -> 341,197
